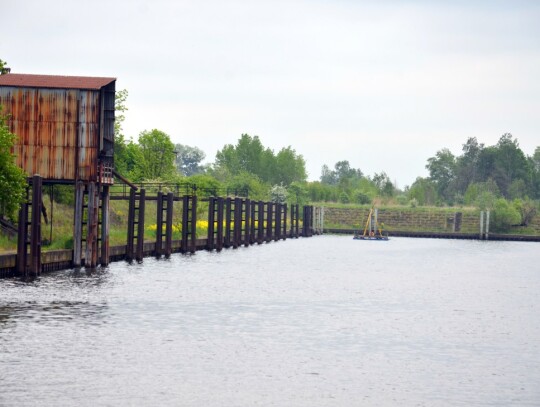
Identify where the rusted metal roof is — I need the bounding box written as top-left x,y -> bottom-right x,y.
0,73 -> 115,90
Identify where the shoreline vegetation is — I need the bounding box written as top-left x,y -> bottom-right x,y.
1,86 -> 539,249
1,199 -> 538,254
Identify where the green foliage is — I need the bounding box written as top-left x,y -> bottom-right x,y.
371,171 -> 395,197
269,184 -> 288,204
426,148 -> 456,201
214,134 -> 306,186
491,199 -> 521,232
186,174 -> 222,197
426,133 -> 536,204
395,194 -> 408,206
0,59 -> 10,75
339,191 -> 350,204
464,180 -> 500,209
175,143 -> 206,176
51,185 -> 75,205
353,190 -> 372,205
0,108 -> 27,220
512,198 -> 538,226
408,177 -> 438,206
138,129 -> 176,180
288,181 -> 310,206
226,172 -> 266,200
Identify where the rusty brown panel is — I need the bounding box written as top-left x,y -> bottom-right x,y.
77,147 -> 97,181
35,89 -> 79,123
78,123 -> 99,148
79,91 -> 100,124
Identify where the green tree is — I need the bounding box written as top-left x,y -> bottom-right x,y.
137,129 -> 176,180
0,59 -> 10,75
273,146 -> 307,185
270,184 -> 288,203
215,134 -> 306,186
175,143 -> 205,176
491,198 -> 521,232
0,108 -> 27,220
426,148 -> 456,202
454,137 -> 484,194
113,89 -> 130,176
372,171 -> 395,197
408,177 -> 438,206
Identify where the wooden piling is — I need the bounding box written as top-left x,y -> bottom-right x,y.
282,204 -> 287,240
85,182 -> 98,268
126,188 -> 136,261
73,181 -> 85,267
207,197 -> 216,250
249,200 -> 256,245
244,199 -> 251,247
156,191 -> 164,256
30,175 -> 42,276
224,197 -> 232,248
257,201 -> 264,244
233,197 -> 241,248
274,203 -> 281,241
266,202 -> 273,242
16,189 -> 28,276
165,192 -> 174,257
216,197 -> 224,251
136,189 -> 146,262
100,185 -> 110,266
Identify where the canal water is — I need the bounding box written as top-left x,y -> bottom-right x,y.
1,236 -> 539,406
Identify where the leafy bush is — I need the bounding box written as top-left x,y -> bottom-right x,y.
270,184 -> 288,203
395,194 -> 408,206
51,185 -> 75,205
353,191 -> 372,205
339,192 -> 350,204
491,199 -> 521,232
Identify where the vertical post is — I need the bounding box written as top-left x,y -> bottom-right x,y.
165,192 -> 174,256
257,201 -> 264,244
126,188 -> 136,261
156,191 -> 164,256
485,210 -> 490,240
373,208 -> 378,237
16,190 -> 28,276
274,203 -> 281,241
100,185 -> 110,266
190,195 -> 197,253
244,199 -> 251,247
85,182 -> 97,268
295,204 -> 299,238
207,197 -> 215,250
224,197 -> 232,248
136,188 -> 146,262
320,206 -> 324,234
73,181 -> 84,267
249,200 -> 256,244
233,197 -> 241,248
309,205 -> 314,237
283,204 -> 287,240
479,211 -> 484,240
266,202 -> 273,242
182,195 -> 189,253
216,197 -> 224,251
30,175 -> 42,277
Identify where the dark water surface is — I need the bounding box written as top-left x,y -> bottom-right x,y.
1,236 -> 539,406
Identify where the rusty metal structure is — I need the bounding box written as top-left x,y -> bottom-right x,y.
0,73 -> 116,270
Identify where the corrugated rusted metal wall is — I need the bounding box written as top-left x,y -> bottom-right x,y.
0,87 -> 100,182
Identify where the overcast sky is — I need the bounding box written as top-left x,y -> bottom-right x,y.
2,0 -> 539,187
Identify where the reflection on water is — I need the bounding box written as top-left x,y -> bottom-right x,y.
1,236 -> 539,406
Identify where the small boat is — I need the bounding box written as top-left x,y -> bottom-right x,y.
353,206 -> 389,241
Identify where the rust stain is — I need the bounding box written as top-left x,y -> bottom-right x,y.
0,87 -> 102,181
